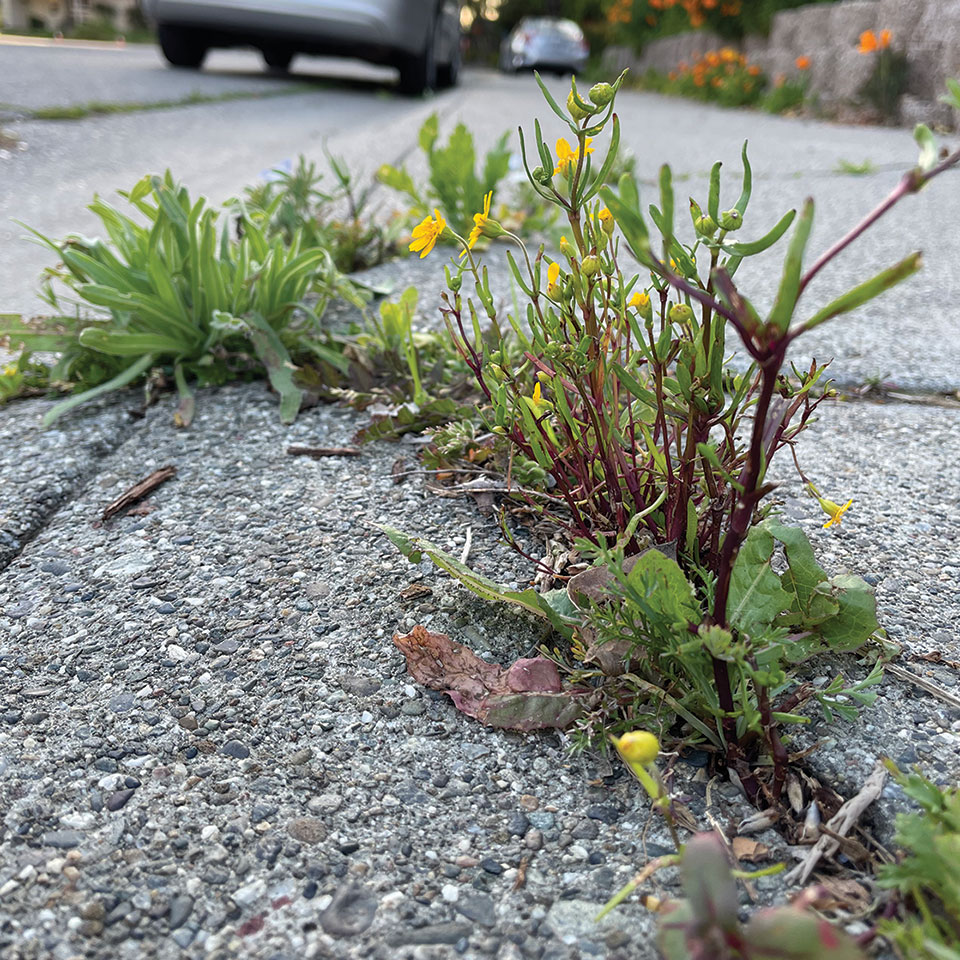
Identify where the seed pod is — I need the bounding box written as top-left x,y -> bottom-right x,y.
669,303 -> 694,325
567,90 -> 592,121
581,255 -> 601,277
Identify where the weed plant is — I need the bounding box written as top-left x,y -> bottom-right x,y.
386,72 -> 960,804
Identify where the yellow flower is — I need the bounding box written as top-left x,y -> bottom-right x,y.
462,190 -> 493,256
409,208 -> 446,259
821,497 -> 853,528
532,381 -> 542,404
553,137 -> 594,176
546,260 -> 561,298
629,291 -> 649,309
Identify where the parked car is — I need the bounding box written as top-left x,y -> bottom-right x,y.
499,17 -> 588,76
142,0 -> 462,94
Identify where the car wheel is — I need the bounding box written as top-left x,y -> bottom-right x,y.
157,24 -> 208,69
398,12 -> 438,95
262,49 -> 293,73
436,37 -> 461,88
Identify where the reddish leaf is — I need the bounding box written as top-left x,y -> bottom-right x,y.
393,625 -> 594,731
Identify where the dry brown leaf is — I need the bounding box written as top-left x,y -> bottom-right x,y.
732,837 -> 773,862
813,877 -> 873,914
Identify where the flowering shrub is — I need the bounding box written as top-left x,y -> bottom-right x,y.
387,72 -> 960,804
660,47 -> 766,106
605,0 -> 836,45
857,29 -> 908,121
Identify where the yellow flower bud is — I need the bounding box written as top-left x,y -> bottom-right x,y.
612,730 -> 660,766
567,90 -> 592,122
559,235 -> 576,258
598,207 -> 615,237
589,81 -> 615,106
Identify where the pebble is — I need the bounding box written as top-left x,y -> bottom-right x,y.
286,818 -> 327,845
106,788 -> 136,811
220,740 -> 250,759
232,879 -> 266,907
319,884 -> 377,936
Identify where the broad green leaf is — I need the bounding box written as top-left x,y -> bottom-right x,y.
817,574 -> 879,651
626,548 -> 700,626
380,526 -> 576,640
763,519 -> 826,612
727,525 -> 793,633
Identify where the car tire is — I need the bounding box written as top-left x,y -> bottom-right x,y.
397,13 -> 438,95
157,24 -> 208,69
262,49 -> 293,73
436,37 -> 461,88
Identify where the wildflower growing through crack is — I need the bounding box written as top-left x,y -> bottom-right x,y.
820,497 -> 853,528
409,209 -> 446,259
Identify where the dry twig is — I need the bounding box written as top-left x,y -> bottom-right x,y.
101,465 -> 176,521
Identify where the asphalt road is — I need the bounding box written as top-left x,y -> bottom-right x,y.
2,38 -> 959,390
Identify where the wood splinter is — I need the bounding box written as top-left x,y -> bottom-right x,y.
101,465 -> 177,522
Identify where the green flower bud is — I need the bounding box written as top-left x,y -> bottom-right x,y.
718,209 -> 743,232
581,255 -> 601,277
669,303 -> 694,325
531,165 -> 551,184
559,235 -> 576,258
492,425 -> 507,435
694,214 -> 718,238
448,274 -> 462,292
567,90 -> 593,122
589,82 -> 615,107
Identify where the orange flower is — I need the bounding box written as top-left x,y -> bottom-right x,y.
795,55 -> 811,70
857,29 -> 878,54
748,64 -> 761,76
879,28 -> 892,49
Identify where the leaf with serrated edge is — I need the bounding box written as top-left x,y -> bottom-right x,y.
727,525 -> 793,633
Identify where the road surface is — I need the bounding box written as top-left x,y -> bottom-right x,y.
1,38 -> 959,390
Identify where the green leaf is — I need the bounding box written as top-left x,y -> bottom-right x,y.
626,548 -> 700,627
734,141 -> 752,216
708,161 -> 722,221
243,312 -> 303,424
940,76 -> 960,110
41,354 -> 155,428
817,574 -> 879,651
727,525 -> 793,633
418,112 -> 439,154
768,198 -> 814,335
380,526 -> 576,640
801,253 -> 922,331
745,907 -> 864,959
723,209 -> 796,257
763,519 -> 827,613
914,123 -> 938,173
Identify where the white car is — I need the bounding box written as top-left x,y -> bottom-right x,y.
141,0 -> 462,94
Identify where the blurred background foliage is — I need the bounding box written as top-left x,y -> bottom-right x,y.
461,0 -> 839,64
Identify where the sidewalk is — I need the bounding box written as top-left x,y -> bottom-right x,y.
0,336 -> 957,958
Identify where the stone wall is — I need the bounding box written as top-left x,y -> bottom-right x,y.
602,0 -> 960,129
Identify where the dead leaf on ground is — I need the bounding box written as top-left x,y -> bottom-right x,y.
393,625 -> 596,731
813,877 -> 873,914
398,583 -> 433,602
732,837 -> 773,862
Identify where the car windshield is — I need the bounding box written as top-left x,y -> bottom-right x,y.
520,18 -> 584,41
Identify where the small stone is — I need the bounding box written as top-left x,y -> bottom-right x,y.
168,895 -> 194,930
232,879 -> 266,907
251,803 -> 278,823
165,644 -> 190,662
220,740 -> 250,759
286,818 -> 327,845
319,884 -> 377,936
42,830 -> 85,849
572,819 -> 599,841
524,829 -> 543,851
400,701 -> 424,716
441,883 -> 459,903
507,812 -> 530,837
586,804 -> 620,825
157,602 -> 176,615
213,639 -> 239,654
527,811 -> 555,830
179,713 -> 199,731
455,893 -> 496,927
480,858 -> 503,875
106,789 -> 136,811
289,748 -> 313,765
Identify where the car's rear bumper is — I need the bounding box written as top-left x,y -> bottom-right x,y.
143,0 -> 432,57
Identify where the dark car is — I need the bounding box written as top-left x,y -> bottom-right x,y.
142,0 -> 462,94
499,16 -> 588,76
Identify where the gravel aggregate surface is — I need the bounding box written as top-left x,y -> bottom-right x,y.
0,378 -> 957,960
